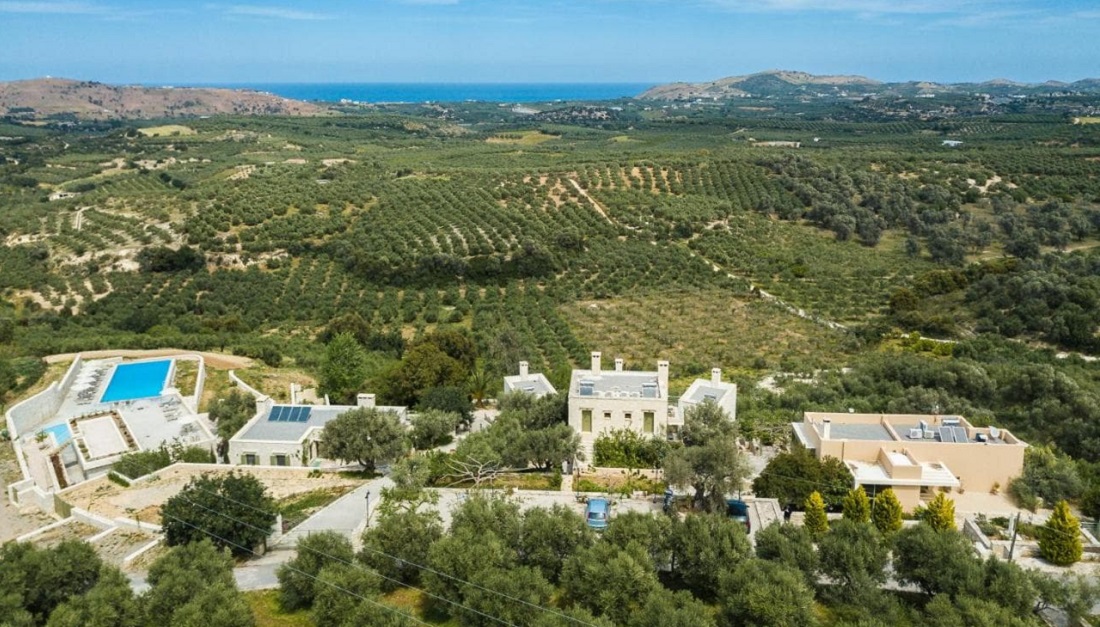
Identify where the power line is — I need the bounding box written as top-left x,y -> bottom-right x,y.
188,484 -> 597,626
175,493 -> 519,627
159,511 -> 431,627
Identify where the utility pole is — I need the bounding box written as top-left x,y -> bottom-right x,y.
1008,512 -> 1021,562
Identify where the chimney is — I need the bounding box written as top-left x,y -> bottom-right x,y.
657,360 -> 670,392
711,368 -> 722,384
357,393 -> 376,408
822,419 -> 832,440
519,361 -> 529,379
615,357 -> 624,372
590,351 -> 602,372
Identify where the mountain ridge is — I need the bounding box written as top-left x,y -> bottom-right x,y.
637,70 -> 1100,100
0,77 -> 327,120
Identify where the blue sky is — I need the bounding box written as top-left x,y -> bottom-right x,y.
0,0 -> 1097,84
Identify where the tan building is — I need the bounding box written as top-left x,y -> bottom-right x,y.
791,412 -> 1027,510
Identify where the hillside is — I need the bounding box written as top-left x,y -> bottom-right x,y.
0,78 -> 327,120
637,70 -> 1100,100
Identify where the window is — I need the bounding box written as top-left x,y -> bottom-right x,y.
643,411 -> 655,433
272,454 -> 289,467
624,412 -> 632,424
242,453 -> 258,466
603,411 -> 612,422
581,409 -> 593,432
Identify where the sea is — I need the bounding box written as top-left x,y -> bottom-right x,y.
181,83 -> 655,104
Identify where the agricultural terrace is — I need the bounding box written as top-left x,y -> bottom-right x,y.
0,104 -> 1098,434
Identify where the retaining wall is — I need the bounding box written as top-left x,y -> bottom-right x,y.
5,355 -> 83,437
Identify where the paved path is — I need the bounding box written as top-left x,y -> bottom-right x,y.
277,476 -> 393,549
126,475 -> 393,593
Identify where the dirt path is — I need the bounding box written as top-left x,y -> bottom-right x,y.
566,178 -> 616,226
44,348 -> 254,370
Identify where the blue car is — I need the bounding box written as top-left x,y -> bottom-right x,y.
726,499 -> 751,533
585,497 -> 610,531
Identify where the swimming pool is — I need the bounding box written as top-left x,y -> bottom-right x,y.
40,423 -> 72,445
100,360 -> 172,403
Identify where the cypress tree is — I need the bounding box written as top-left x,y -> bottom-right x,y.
871,488 -> 904,535
842,485 -> 871,523
804,491 -> 829,540
1040,500 -> 1083,566
923,492 -> 956,532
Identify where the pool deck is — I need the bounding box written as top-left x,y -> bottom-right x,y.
13,357 -> 216,491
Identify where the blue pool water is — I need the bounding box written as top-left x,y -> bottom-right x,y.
100,360 -> 172,403
41,423 -> 72,445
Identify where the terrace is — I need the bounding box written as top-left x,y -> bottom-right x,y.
5,355 -> 215,495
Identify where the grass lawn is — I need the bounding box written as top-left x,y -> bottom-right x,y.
198,367 -> 231,413
278,485 -> 358,531
246,590 -> 313,627
380,588 -> 456,625
174,359 -> 198,397
235,366 -> 318,403
433,472 -> 560,491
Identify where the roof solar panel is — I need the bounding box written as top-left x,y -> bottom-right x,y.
268,406 -> 284,422
299,407 -> 313,422
290,407 -> 305,422
939,426 -> 955,443
953,427 -> 968,443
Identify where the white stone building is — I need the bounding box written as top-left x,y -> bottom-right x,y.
227,393 -> 408,468
502,361 -> 557,398
677,368 -> 737,423
568,352 -> 679,460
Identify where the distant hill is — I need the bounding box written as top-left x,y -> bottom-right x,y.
0,78 -> 327,120
637,70 -> 1100,100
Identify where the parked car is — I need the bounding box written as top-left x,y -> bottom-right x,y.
585,497 -> 611,531
726,498 -> 750,533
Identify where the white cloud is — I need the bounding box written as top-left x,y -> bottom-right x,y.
0,1 -> 104,13
221,4 -> 333,20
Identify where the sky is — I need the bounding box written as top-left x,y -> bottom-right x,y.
0,0 -> 1098,84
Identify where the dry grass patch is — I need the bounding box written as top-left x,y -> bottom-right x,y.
561,290 -> 852,373
486,130 -> 559,145
138,125 -> 196,137
246,590 -> 314,627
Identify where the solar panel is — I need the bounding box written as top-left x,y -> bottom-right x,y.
290,407 -> 305,422
953,427 -> 968,443
939,426 -> 955,443
299,407 -> 312,422
268,406 -> 285,422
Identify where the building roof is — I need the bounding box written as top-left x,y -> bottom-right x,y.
828,422 -> 894,442
846,459 -> 961,488
503,373 -> 556,397
236,403 -> 408,443
681,382 -> 735,406
569,370 -> 664,400
791,422 -> 815,449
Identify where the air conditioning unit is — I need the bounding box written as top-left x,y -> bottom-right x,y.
908,428 -> 923,439
923,430 -> 936,439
